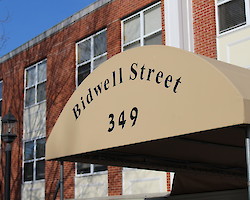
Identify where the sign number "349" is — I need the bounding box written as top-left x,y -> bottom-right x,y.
108,107 -> 139,132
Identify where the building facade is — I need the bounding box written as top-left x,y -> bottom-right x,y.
0,0 -> 249,199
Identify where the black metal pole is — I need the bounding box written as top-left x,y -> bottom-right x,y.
60,161 -> 64,200
1,111 -> 17,200
4,143 -> 12,200
53,161 -> 64,200
53,181 -> 60,200
246,127 -> 250,200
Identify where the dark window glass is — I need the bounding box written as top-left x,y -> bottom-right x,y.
77,163 -> 91,174
144,32 -> 162,45
219,0 -> 246,33
36,138 -> 46,158
94,31 -> 107,57
26,66 -> 36,87
24,162 -> 33,181
38,61 -> 46,83
93,164 -> 107,172
37,82 -> 46,103
144,4 -> 161,35
124,41 -> 140,51
36,160 -> 45,180
124,15 -> 140,44
25,87 -> 35,107
93,55 -> 107,70
78,39 -> 91,64
78,63 -> 91,86
24,141 -> 34,161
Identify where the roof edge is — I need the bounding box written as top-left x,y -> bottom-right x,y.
0,0 -> 113,63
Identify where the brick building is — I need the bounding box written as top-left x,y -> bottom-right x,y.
0,0 -> 250,199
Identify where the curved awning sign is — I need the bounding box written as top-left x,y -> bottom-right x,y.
46,45 -> 250,161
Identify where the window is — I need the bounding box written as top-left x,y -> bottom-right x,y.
0,81 -> 2,116
76,30 -> 107,173
217,0 -> 247,33
76,29 -> 107,86
23,138 -> 45,182
122,2 -> 162,51
24,60 -> 47,107
76,163 -> 107,175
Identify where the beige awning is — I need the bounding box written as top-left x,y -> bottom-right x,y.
46,45 -> 250,194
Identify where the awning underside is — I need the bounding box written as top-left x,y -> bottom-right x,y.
57,125 -> 247,195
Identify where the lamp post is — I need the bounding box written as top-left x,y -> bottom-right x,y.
1,111 -> 17,200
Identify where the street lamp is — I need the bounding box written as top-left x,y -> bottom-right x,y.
1,111 -> 17,200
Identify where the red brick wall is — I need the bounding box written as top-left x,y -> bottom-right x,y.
166,172 -> 171,192
108,166 -> 123,196
0,0 -> 217,199
161,0 -> 166,45
0,0 -> 163,199
0,51 -> 27,199
193,0 -> 217,59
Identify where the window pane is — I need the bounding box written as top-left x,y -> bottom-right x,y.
24,162 -> 33,181
37,82 -> 46,103
93,55 -> 107,70
124,15 -> 140,44
36,160 -> 45,180
144,31 -> 162,45
78,39 -> 91,64
94,31 -> 107,57
36,138 -> 46,158
123,41 -> 140,51
25,87 -> 35,107
38,61 -> 47,83
26,66 -> 36,87
78,63 -> 91,86
144,4 -> 161,35
24,141 -> 34,160
218,0 -> 246,33
93,164 -> 107,172
77,163 -> 91,174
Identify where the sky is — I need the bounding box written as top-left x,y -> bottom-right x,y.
0,0 -> 97,57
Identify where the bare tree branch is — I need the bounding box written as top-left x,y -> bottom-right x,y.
0,4 -> 10,51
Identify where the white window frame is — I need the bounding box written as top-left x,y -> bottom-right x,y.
216,0 -> 250,36
121,1 -> 162,51
23,137 -> 46,183
75,163 -> 107,177
75,29 -> 107,87
24,59 -> 47,108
